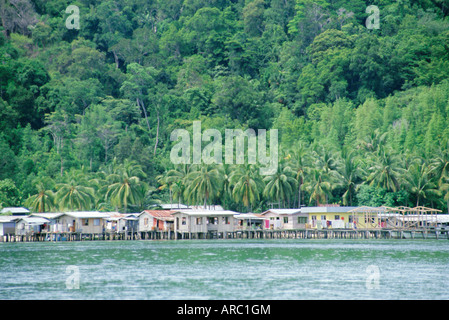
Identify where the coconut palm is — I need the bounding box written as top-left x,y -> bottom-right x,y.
184,164 -> 222,208
230,164 -> 263,212
313,145 -> 339,174
56,178 -> 95,211
366,147 -> 403,193
431,140 -> 449,185
217,164 -> 233,209
25,178 -> 56,213
263,161 -> 297,208
105,159 -> 147,213
439,179 -> 449,213
304,168 -> 332,206
287,142 -> 309,208
403,159 -> 439,207
337,149 -> 363,206
164,164 -> 194,207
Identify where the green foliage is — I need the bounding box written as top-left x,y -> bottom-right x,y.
0,179 -> 22,208
1,0 -> 449,212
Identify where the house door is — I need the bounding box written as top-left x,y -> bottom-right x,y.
72,220 -> 76,232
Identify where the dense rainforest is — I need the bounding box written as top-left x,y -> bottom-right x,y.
1,0 -> 449,214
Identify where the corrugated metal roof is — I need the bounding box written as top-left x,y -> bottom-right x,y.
0,216 -> 22,222
30,212 -> 64,219
63,211 -> 111,219
262,209 -> 301,215
143,210 -> 175,221
172,210 -> 238,216
301,206 -> 358,213
0,207 -> 30,214
18,217 -> 49,225
235,213 -> 266,220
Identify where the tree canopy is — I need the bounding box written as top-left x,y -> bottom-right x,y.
2,0 -> 449,213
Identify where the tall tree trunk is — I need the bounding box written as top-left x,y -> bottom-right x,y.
137,98 -> 151,133
153,109 -> 160,155
112,50 -> 120,69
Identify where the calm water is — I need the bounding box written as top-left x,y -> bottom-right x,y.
0,239 -> 448,300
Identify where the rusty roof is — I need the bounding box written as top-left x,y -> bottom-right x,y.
143,210 -> 175,221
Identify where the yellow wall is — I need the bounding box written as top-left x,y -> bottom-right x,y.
305,211 -> 381,229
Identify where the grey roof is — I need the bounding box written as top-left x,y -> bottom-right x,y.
17,217 -> 49,225
1,207 -> 30,214
62,211 -> 111,219
158,203 -> 190,209
30,212 -> 64,219
0,216 -> 23,223
234,213 -> 266,220
301,206 -> 358,213
172,210 -> 238,216
262,209 -> 302,215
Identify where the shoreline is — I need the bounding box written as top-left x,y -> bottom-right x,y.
2,227 -> 449,243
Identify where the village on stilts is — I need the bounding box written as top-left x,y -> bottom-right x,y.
1,204 -> 449,243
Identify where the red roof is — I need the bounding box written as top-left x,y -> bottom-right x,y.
143,210 -> 175,221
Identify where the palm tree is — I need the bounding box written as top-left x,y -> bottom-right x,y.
337,149 -> 363,206
313,145 -> 339,174
439,179 -> 449,213
164,164 -> 194,207
358,129 -> 387,154
105,160 -> 147,213
431,140 -> 449,185
304,168 -> 332,206
287,142 -> 309,208
184,164 -> 222,208
217,164 -> 233,209
230,164 -> 263,212
403,159 -> 439,207
56,178 -> 95,211
263,161 -> 297,208
366,147 -> 403,193
25,178 -> 56,213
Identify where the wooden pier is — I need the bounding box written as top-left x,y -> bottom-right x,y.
2,228 -> 449,242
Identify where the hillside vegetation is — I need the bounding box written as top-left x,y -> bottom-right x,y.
1,0 -> 449,213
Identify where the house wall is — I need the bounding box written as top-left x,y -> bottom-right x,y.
0,222 -> 16,236
138,212 -> 152,232
264,212 -> 283,229
58,215 -> 105,233
174,214 -> 235,233
263,213 -> 307,229
306,212 -> 356,229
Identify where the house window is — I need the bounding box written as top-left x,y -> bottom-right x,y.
311,215 -> 317,221
93,219 -> 100,226
298,217 -> 307,224
196,217 -> 202,225
182,217 -> 186,225
321,215 -> 327,221
334,215 -> 340,220
208,217 -> 218,225
222,217 -> 229,224
82,219 -> 89,226
283,217 -> 289,224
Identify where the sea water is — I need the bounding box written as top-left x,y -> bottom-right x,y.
0,239 -> 448,300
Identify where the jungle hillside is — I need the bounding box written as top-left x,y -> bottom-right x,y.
1,0 -> 449,214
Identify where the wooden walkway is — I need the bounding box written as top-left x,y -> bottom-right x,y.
177,228 -> 449,240
2,228 -> 449,242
